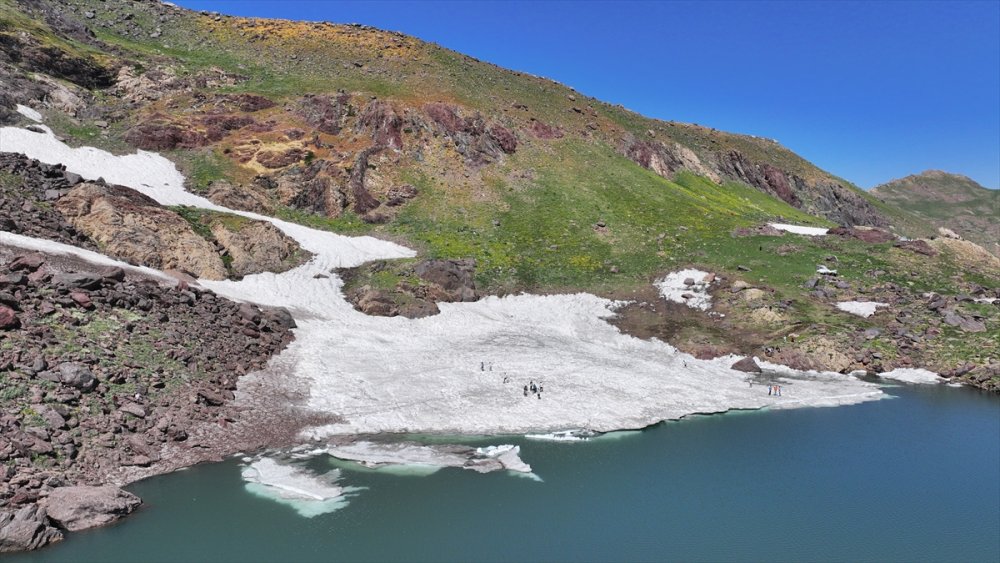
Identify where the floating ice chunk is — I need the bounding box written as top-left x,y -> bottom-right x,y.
241,457 -> 354,517
15,104 -> 42,123
770,223 -> 829,236
836,301 -> 888,318
525,430 -> 596,442
655,269 -> 713,310
475,444 -> 532,473
878,368 -> 943,385
326,441 -> 533,475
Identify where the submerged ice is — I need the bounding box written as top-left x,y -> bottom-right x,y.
241,457 -> 355,517
0,124 -> 887,441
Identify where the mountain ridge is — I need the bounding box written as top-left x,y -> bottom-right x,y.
872,170 -> 999,256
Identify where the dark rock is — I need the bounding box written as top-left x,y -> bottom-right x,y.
263,307 -> 296,329
894,240 -> 937,257
0,305 -> 19,330
69,292 -> 93,309
97,266 -> 126,282
9,254 -> 45,273
414,259 -> 477,302
51,273 -> 103,290
57,363 -> 96,391
731,356 -> 763,373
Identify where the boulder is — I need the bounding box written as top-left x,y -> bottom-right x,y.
57,363 -> 96,391
731,356 -> 763,373
51,273 -> 103,290
0,505 -> 63,553
0,305 -> 18,330
263,307 -> 296,329
9,254 -> 45,273
42,486 -> 141,532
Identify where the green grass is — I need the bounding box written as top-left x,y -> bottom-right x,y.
176,149 -> 242,194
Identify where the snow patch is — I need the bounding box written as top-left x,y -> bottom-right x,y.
655,269 -> 713,310
836,301 -> 888,318
878,368 -> 944,385
15,105 -> 42,123
241,457 -> 356,517
770,223 -> 829,236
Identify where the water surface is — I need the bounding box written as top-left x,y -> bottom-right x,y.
11,385 -> 999,562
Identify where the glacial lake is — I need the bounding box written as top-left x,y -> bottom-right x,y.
10,384 -> 999,562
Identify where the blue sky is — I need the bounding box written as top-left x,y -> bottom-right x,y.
175,1 -> 1000,189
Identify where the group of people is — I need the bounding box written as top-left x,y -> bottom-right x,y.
748,379 -> 783,397
479,361 -> 545,399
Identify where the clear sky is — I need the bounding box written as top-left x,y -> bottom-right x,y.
174,0 -> 1000,189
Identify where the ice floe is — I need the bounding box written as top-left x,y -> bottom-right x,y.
836,301 -> 889,318
1,125 -> 886,440
878,368 -> 944,385
655,269 -> 714,310
15,104 -> 42,123
325,440 -> 533,474
770,223 -> 829,236
241,457 -> 356,517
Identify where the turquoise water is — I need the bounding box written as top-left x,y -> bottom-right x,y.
9,385 -> 999,562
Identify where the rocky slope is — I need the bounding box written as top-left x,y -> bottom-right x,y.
871,170 -> 999,256
0,247 -> 297,551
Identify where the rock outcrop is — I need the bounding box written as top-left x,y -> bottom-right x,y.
54,182 -> 229,279
42,486 -> 141,532
0,505 -> 63,553
210,219 -> 306,278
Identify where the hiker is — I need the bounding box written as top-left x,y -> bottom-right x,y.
537,393 -> 541,399
480,361 -> 484,371
777,385 -> 782,397
539,385 -> 544,393
768,385 -> 772,396
489,362 -> 493,371
523,385 -> 528,396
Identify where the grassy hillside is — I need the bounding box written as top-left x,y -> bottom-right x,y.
872,171 -> 999,255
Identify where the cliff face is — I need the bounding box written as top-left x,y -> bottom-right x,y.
872,171 -> 999,256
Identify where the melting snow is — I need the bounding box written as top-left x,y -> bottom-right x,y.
655,269 -> 713,311
836,301 -> 888,318
15,104 -> 42,123
878,368 -> 944,385
0,125 -> 886,438
770,223 -> 829,236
